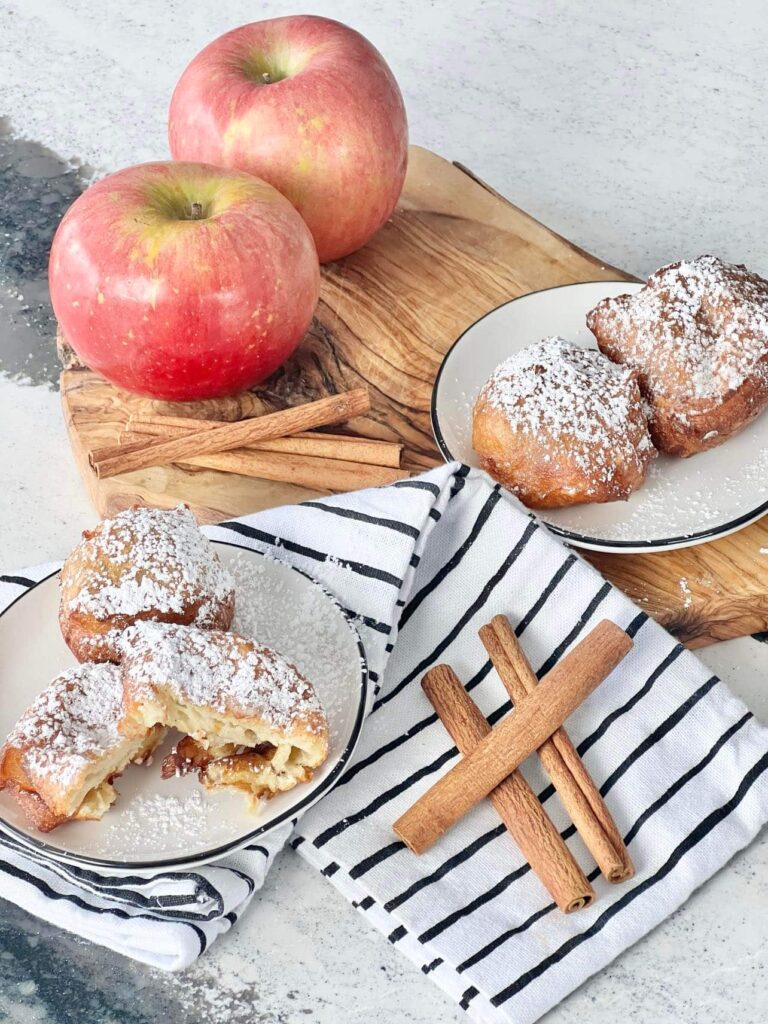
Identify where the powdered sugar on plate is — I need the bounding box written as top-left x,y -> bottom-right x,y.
92,789 -> 235,856
542,434 -> 768,543
228,552 -> 364,748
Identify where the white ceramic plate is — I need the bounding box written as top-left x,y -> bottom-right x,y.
432,282 -> 768,552
0,542 -> 368,874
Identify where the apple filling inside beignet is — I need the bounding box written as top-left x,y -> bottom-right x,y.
120,622 -> 329,803
161,734 -> 315,800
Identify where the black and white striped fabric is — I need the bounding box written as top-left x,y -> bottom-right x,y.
1,464 -> 767,1024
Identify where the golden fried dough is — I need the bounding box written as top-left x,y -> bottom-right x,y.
59,505 -> 235,663
0,664 -> 164,832
587,256 -> 768,456
472,337 -> 656,508
120,622 -> 328,803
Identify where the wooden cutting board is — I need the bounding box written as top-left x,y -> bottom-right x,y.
61,145 -> 768,648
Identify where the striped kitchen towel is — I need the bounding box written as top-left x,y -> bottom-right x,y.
1,463 -> 767,1024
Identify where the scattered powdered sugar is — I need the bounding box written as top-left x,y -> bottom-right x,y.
679,577 -> 693,609
230,553 -> 354,680
477,336 -> 655,486
5,663 -> 125,790
72,628 -> 124,657
541,432 -> 768,540
587,255 -> 768,407
228,552 -> 364,746
63,505 -> 235,625
120,621 -> 325,736
92,790 -> 222,854
696,575 -> 723,595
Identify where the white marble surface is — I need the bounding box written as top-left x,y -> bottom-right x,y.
0,2 -> 766,1022
2,0 -> 767,280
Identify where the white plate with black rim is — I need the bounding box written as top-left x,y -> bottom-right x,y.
0,542 -> 368,875
431,281 -> 768,553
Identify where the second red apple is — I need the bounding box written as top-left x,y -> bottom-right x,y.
168,16 -> 408,263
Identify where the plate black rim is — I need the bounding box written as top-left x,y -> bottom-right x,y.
430,281 -> 768,551
0,541 -> 370,872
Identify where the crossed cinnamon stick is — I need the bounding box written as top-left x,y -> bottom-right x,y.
480,616 -> 633,884
394,617 -> 634,911
422,665 -> 595,913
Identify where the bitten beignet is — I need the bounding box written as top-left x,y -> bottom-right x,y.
59,504 -> 235,663
119,622 -> 329,801
0,664 -> 164,832
472,337 -> 656,508
586,256 -> 768,456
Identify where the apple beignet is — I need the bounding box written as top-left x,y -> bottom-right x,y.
587,256 -> 768,456
59,504 -> 235,663
472,337 -> 656,508
0,664 -> 164,832
119,622 -> 329,802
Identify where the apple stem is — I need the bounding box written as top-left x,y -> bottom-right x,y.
189,201 -> 204,220
261,72 -> 272,84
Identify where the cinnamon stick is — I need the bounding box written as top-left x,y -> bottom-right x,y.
480,616 -> 634,883
422,665 -> 594,913
177,450 -> 408,490
393,620 -> 632,854
115,432 -> 155,449
90,389 -> 371,479
90,441 -> 406,491
124,416 -> 403,467
92,430 -> 402,470
89,437 -> 163,464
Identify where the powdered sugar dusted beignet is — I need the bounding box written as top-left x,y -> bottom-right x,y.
587,256 -> 768,456
472,337 -> 656,508
0,664 -> 164,832
59,505 -> 235,663
119,622 -> 329,801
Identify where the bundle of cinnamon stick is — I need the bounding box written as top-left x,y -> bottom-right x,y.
393,616 -> 635,913
87,387 -> 410,492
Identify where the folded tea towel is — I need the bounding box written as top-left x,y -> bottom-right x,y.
1,463 -> 767,1024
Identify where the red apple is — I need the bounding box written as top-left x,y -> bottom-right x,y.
49,161 -> 319,400
168,16 -> 408,263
